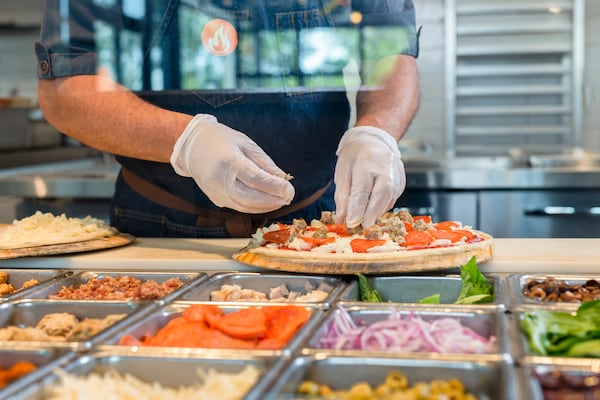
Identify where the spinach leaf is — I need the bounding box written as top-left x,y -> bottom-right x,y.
416,256 -> 494,304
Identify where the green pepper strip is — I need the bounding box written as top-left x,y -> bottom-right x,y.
356,273 -> 383,302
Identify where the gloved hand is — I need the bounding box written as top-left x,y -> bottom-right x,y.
170,114 -> 295,213
334,126 -> 406,228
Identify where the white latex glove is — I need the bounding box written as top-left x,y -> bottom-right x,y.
334,126 -> 406,228
170,114 -> 295,213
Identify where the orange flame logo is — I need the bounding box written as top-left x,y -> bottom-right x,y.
201,19 -> 238,56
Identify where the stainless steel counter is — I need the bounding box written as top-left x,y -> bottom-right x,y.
0,146 -> 100,171
0,156 -> 118,199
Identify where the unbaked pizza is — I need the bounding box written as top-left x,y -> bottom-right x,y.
233,210 -> 493,274
0,211 -> 134,259
0,211 -> 118,249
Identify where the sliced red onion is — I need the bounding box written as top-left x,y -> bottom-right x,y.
316,308 -> 496,354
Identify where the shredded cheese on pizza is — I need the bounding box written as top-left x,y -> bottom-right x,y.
288,237 -> 313,251
0,211 -> 117,249
248,210 -> 488,254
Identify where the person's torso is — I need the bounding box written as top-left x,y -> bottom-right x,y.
41,0 -> 418,207
119,0 -> 358,206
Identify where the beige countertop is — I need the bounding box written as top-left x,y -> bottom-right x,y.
0,238 -> 598,274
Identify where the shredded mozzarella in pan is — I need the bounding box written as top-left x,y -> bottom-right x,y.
45,365 -> 260,400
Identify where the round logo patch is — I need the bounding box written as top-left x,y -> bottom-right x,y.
201,19 -> 238,56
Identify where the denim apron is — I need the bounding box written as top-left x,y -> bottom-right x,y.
36,0 -> 418,237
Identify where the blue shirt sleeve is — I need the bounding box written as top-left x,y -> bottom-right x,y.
360,0 -> 420,57
35,0 -> 100,79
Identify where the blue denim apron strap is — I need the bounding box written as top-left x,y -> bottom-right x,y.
121,167 -> 331,237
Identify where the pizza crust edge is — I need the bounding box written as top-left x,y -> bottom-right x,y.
233,232 -> 494,274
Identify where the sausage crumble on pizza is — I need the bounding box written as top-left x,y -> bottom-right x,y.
233,210 -> 493,274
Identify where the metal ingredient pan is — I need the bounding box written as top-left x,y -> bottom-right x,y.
302,304 -> 511,362
100,302 -> 325,357
260,354 -> 519,400
2,349 -> 282,400
505,273 -> 600,311
180,272 -> 346,307
21,270 -> 206,304
506,309 -> 600,366
516,363 -> 600,400
339,273 -> 504,309
0,269 -> 71,303
0,299 -> 152,351
0,347 -> 73,398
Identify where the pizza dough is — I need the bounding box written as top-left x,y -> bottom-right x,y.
0,211 -> 118,250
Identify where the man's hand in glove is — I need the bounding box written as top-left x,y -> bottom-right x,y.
170,114 -> 295,213
334,126 -> 406,228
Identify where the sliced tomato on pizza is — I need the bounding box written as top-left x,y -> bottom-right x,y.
234,210 -> 493,275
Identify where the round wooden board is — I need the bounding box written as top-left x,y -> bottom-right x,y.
233,241 -> 493,275
0,233 -> 136,260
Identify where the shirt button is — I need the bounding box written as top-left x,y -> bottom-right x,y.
40,60 -> 50,74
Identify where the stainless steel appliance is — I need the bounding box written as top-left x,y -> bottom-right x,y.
479,189 -> 600,238
398,151 -> 600,238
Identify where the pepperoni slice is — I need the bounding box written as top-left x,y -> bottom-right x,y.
326,224 -> 351,236
452,229 -> 477,240
262,228 -> 291,244
404,230 -> 434,247
428,229 -> 465,243
350,238 -> 387,253
434,221 -> 461,231
298,236 -> 336,248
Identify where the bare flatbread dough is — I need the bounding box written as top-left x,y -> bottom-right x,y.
0,212 -> 118,250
